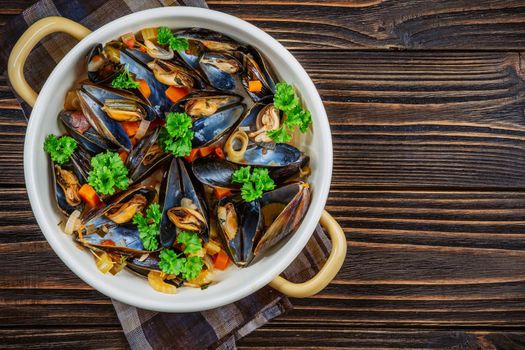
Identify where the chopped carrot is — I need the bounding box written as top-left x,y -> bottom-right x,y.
213,250 -> 230,270
78,184 -> 101,208
118,150 -> 129,163
136,79 -> 151,99
165,86 -> 189,103
214,147 -> 225,159
248,80 -> 263,93
121,121 -> 140,137
199,146 -> 214,157
121,32 -> 136,49
139,46 -> 147,53
124,38 -> 135,49
101,239 -> 116,246
184,148 -> 200,163
213,187 -> 231,200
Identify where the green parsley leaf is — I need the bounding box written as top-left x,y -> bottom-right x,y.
241,182 -> 262,202
169,37 -> 189,51
268,82 -> 312,143
88,151 -> 129,195
232,166 -> 275,202
158,249 -> 204,281
183,255 -> 204,280
177,231 -> 202,254
157,27 -> 173,46
111,67 -> 140,89
251,168 -> 276,192
158,249 -> 185,275
156,26 -> 189,51
158,112 -> 194,157
133,203 -> 161,251
43,134 -> 78,165
231,165 -> 251,184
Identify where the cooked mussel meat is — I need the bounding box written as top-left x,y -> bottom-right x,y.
199,52 -> 242,91
87,43 -> 123,84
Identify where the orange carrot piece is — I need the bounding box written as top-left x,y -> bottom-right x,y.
184,148 -> 200,163
248,80 -> 262,93
165,86 -> 189,103
121,121 -> 140,137
136,79 -> 151,99
101,239 -> 116,246
213,187 -> 231,200
199,146 -> 214,157
213,250 -> 230,270
214,147 -> 225,159
78,184 -> 101,208
118,150 -> 129,163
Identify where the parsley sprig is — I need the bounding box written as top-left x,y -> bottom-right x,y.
158,232 -> 204,280
43,134 -> 77,165
158,112 -> 194,157
232,166 -> 275,202
267,82 -> 312,143
88,151 -> 129,195
157,26 -> 189,51
111,66 -> 140,89
133,203 -> 161,251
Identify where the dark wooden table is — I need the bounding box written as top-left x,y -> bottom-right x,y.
2,0 -> 525,348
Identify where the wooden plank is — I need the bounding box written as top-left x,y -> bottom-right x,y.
208,0 -> 525,50
2,51 -> 525,188
1,327 -> 523,350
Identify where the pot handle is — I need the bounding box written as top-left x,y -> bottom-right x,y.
269,210 -> 346,298
8,17 -> 92,107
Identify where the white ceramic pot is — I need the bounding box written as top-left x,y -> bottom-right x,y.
8,7 -> 346,312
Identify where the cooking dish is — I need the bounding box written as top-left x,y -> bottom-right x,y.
8,7 -> 346,312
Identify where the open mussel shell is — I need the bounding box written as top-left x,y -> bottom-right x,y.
191,156 -> 303,189
81,185 -> 157,227
126,252 -> 184,286
78,87 -> 132,151
237,46 -> 276,102
255,182 -> 311,256
81,84 -> 157,121
215,196 -> 264,267
159,158 -> 209,247
175,28 -> 243,52
172,91 -> 242,118
199,52 -> 242,92
87,43 -> 123,84
59,110 -> 118,154
79,223 -> 151,255
127,128 -> 172,183
52,161 -> 84,216
192,103 -> 246,148
120,49 -> 173,114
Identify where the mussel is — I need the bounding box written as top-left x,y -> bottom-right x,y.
172,91 -> 242,118
87,43 -> 123,84
175,28 -> 243,52
59,110 -> 118,154
147,59 -> 201,89
79,223 -> 151,255
159,158 -> 208,247
216,182 -> 311,266
199,52 -> 242,92
237,46 -> 276,102
52,147 -> 90,215
81,185 -> 156,227
126,128 -> 172,183
120,49 -> 172,114
78,86 -> 133,151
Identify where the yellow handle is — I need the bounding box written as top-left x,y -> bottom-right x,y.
8,17 -> 91,107
269,210 -> 347,298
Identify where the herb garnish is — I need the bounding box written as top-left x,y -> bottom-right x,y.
232,166 -> 275,202
133,203 -> 161,251
267,82 -> 312,143
158,112 -> 194,157
159,231 -> 204,280
157,26 -> 189,51
43,135 -> 78,165
111,67 -> 140,89
88,151 -> 129,195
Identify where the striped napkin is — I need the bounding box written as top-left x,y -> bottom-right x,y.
0,0 -> 332,348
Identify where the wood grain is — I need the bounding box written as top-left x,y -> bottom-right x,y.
209,0 -> 525,50
1,0 -> 525,349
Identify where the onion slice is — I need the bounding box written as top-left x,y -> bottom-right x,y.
134,119 -> 151,141
64,210 -> 81,235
